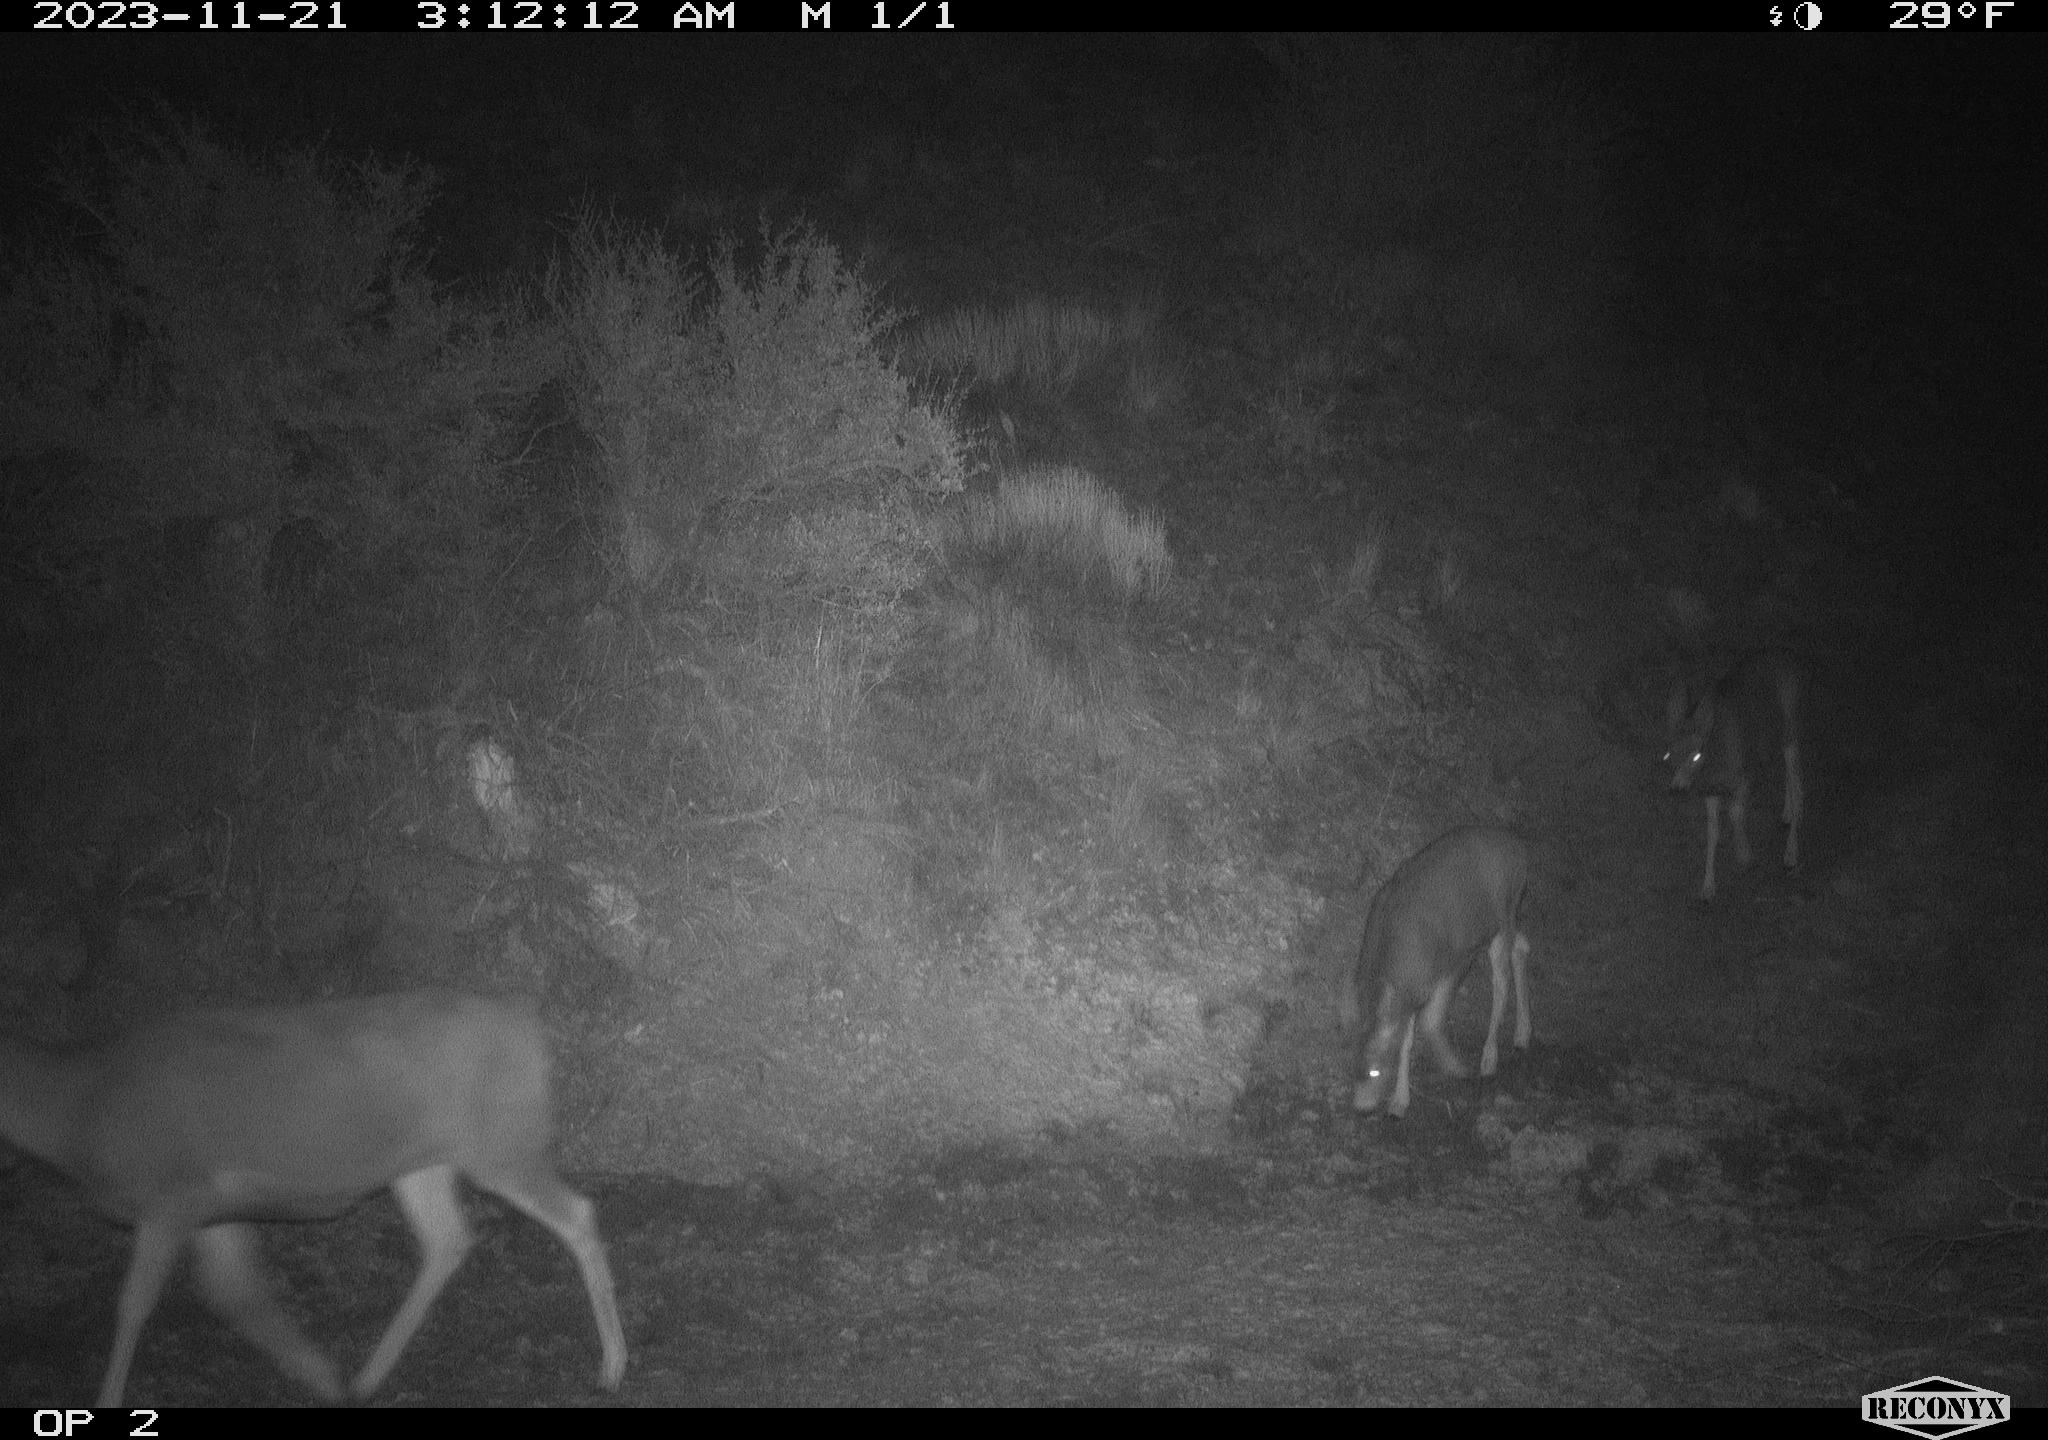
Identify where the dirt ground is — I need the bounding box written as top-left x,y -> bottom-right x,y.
0,1085 -> 2022,1408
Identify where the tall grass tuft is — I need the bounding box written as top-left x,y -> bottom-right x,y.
957,463 -> 1170,607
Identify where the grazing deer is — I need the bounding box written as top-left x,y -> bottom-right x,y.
0,990 -> 627,1406
1339,826 -> 1532,1118
1664,649 -> 1804,901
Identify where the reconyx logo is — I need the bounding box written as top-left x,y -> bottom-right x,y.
1864,1376 -> 2011,1437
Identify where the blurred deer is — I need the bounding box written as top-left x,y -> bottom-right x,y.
0,990 -> 627,1405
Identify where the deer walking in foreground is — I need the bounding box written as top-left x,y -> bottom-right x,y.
1339,826 -> 1532,1119
0,990 -> 627,1406
1663,649 -> 1804,902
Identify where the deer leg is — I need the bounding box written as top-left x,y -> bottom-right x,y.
351,1166 -> 473,1399
1389,1015 -> 1417,1118
1510,931 -> 1532,1051
1782,741 -> 1803,868
474,1170 -> 626,1389
1701,795 -> 1722,901
191,1222 -> 342,1401
99,1219 -> 187,1407
1419,977 -> 1469,1080
1481,931 -> 1510,1077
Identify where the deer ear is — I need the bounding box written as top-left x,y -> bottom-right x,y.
1665,681 -> 1688,730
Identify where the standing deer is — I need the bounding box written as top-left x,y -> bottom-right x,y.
0,989 -> 627,1405
1664,649 -> 1804,901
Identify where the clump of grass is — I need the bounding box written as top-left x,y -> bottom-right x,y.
905,297 -> 1176,414
914,463 -> 1171,753
956,462 -> 1170,607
